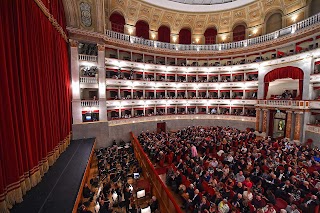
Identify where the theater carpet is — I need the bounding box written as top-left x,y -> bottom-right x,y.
11,138 -> 95,213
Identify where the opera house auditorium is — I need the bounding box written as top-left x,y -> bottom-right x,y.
1,0 -> 320,212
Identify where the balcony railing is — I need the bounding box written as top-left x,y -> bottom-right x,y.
79,54 -> 97,62
80,77 -> 98,84
105,12 -> 320,52
80,100 -> 99,107
257,100 -> 309,108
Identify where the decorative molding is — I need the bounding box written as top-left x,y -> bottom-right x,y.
108,114 -> 255,126
69,39 -> 79,47
306,125 -> 320,134
33,0 -> 68,42
80,2 -> 92,27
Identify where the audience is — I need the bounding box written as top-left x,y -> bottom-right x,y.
138,125 -> 320,213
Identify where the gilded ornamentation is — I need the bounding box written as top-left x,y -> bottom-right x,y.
69,39 -> 79,47
129,7 -> 136,16
196,21 -> 204,28
141,7 -> 150,15
80,2 -> 92,27
152,14 -> 159,23
117,0 -> 124,5
265,0 -> 275,6
234,11 -> 243,18
262,110 -> 268,133
97,44 -> 105,51
285,111 -> 292,139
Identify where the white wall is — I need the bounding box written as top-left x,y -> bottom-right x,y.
266,79 -> 299,98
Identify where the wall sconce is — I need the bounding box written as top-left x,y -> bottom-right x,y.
128,28 -> 133,35
151,34 -> 156,39
195,38 -> 200,43
252,28 -> 258,35
172,37 -> 177,42
221,36 -> 226,41
292,15 -> 298,22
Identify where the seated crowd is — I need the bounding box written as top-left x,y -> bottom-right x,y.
138,126 -> 320,213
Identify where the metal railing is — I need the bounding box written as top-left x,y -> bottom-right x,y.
80,100 -> 99,107
106,12 -> 320,52
79,54 -> 97,62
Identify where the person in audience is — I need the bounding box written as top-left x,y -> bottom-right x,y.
82,183 -> 94,200
285,204 -> 300,213
150,196 -> 159,212
137,125 -> 320,213
218,199 -> 230,213
299,195 -> 320,213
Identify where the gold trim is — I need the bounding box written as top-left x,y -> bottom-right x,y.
0,132 -> 71,212
33,0 -> 68,42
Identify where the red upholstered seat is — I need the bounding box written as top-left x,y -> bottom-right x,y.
275,198 -> 288,212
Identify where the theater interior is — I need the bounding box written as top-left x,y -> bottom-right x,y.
1,0 -> 320,212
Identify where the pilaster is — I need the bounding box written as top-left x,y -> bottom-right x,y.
255,108 -> 261,131
285,111 -> 293,140
293,111 -> 303,143
70,39 -> 82,124
97,44 -> 107,121
262,109 -> 268,133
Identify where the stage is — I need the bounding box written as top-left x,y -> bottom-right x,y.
11,138 -> 95,213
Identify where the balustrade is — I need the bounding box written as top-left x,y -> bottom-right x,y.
80,77 -> 98,84
78,54 -> 97,62
105,12 -> 320,52
80,100 -> 99,107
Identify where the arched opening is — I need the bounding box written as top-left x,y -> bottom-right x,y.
264,66 -> 304,100
136,20 -> 149,39
179,28 -> 191,44
233,24 -> 246,42
265,13 -> 282,34
158,25 -> 170,43
309,0 -> 320,16
109,12 -> 125,33
204,27 -> 217,44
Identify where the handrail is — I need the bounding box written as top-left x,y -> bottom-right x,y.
72,140 -> 96,213
106,12 -> 320,52
130,132 -> 183,213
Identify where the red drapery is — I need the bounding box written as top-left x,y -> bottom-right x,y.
158,25 -> 170,43
179,28 -> 191,44
315,61 -> 320,65
204,27 -> 217,44
264,66 -> 304,99
136,20 -> 149,39
0,0 -> 71,211
109,12 -> 125,33
233,25 -> 246,42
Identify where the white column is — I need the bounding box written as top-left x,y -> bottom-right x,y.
70,40 -> 82,124
97,44 -> 107,121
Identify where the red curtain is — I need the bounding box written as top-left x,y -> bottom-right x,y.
0,0 -> 71,211
158,25 -> 170,43
315,61 -> 320,65
204,27 -> 217,44
233,25 -> 246,42
179,28 -> 191,44
109,12 -> 125,33
264,66 -> 304,99
136,20 -> 149,39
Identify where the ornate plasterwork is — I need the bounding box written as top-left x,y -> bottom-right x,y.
107,0 -> 306,34
80,2 -> 92,27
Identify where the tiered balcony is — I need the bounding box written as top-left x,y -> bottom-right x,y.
103,13 -> 320,52
79,54 -> 97,62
